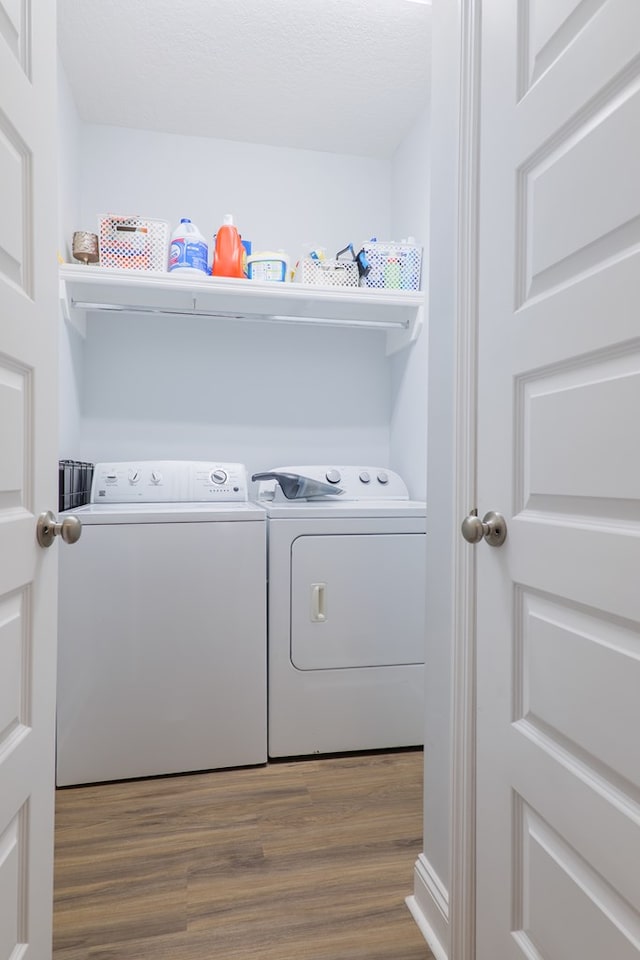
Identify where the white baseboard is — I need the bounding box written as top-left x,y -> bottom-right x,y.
406,853 -> 449,960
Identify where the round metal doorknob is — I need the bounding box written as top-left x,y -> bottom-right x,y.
461,510 -> 507,547
461,513 -> 485,543
36,511 -> 82,548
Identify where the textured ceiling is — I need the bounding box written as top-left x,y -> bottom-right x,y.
57,0 -> 431,158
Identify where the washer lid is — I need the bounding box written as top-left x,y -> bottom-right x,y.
66,501 -> 266,524
261,499 -> 426,520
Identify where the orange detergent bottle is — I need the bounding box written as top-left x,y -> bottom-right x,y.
212,214 -> 246,278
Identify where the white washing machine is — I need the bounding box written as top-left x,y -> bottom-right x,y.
56,460 -> 266,786
253,465 -> 426,758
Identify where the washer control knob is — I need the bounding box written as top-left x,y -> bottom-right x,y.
150,471 -> 163,485
210,468 -> 228,485
359,471 -> 371,484
377,471 -> 389,485
105,472 -> 117,483
326,469 -> 342,484
128,469 -> 141,484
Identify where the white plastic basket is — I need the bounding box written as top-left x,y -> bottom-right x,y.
99,215 -> 169,272
360,241 -> 422,291
294,257 -> 360,289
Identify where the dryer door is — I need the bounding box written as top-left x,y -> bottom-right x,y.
290,533 -> 425,669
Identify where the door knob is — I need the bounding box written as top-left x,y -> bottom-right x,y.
36,511 -> 82,547
461,510 -> 507,547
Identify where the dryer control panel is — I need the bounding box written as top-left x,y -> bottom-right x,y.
254,465 -> 410,502
90,461 -> 249,502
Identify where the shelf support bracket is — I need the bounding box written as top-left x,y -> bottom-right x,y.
60,278 -> 87,337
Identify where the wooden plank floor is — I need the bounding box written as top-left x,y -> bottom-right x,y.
53,749 -> 432,960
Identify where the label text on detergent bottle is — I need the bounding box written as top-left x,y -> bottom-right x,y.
169,238 -> 208,274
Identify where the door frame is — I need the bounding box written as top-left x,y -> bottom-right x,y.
448,0 -> 481,958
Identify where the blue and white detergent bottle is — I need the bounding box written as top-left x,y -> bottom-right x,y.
168,218 -> 208,277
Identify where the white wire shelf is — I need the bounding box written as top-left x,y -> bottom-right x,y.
60,265 -> 425,354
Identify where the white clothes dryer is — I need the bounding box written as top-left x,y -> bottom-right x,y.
253,465 -> 426,758
56,460 -> 266,786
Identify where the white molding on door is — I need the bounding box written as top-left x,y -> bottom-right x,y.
406,853 -> 449,960
449,1 -> 482,959
411,0 -> 480,954
412,0 -> 480,955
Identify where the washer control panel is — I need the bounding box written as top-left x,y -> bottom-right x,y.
254,465 -> 410,501
90,461 -> 249,503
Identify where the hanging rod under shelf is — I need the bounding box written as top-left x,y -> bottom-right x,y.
68,300 -> 411,330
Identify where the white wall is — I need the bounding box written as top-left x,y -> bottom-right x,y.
61,122 -> 431,485
57,57 -> 80,262
78,314 -> 391,477
390,103 -> 430,500
57,56 -> 84,459
79,124 -> 392,263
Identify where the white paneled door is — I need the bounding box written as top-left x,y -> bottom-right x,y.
0,2 -> 59,958
475,1 -> 640,958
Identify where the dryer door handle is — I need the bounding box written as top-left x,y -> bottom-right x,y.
311,583 -> 326,622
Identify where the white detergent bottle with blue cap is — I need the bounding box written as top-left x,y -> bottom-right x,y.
168,218 -> 208,277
